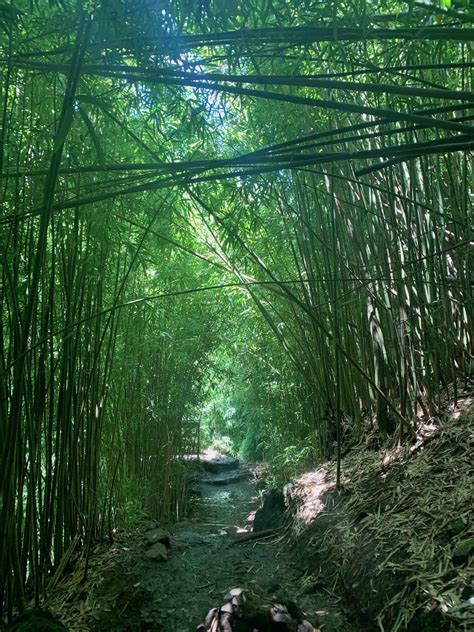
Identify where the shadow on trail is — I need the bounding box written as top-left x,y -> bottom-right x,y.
142,457 -> 355,631
34,456 -> 357,631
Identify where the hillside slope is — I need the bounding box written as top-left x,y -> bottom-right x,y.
293,398 -> 473,631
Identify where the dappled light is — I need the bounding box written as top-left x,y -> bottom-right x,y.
0,1 -> 472,631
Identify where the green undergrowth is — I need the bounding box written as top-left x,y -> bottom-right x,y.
263,443 -> 317,487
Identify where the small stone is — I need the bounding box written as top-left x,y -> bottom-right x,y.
145,528 -> 170,548
145,542 -> 168,561
225,588 -> 245,603
204,608 -> 218,627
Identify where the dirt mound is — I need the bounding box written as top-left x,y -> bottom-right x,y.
294,402 -> 473,631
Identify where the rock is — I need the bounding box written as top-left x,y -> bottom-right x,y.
144,542 -> 168,561
202,470 -> 249,486
196,588 -> 318,631
204,608 -> 218,627
225,587 -> 246,604
270,603 -> 296,628
144,527 -> 170,548
253,489 -> 286,532
201,456 -> 240,474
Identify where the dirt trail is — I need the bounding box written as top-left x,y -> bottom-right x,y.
47,460 -> 356,631
140,461 -> 355,631
46,407 -> 473,632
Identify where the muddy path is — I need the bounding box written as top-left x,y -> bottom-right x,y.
136,461 -> 355,631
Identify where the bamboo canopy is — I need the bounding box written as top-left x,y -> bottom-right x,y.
0,0 -> 472,620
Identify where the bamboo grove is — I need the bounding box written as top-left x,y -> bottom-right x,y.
0,0 -> 472,619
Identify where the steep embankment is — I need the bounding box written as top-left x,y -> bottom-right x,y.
292,399 -> 473,631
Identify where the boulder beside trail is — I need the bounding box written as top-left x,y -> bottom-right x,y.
144,527 -> 171,548
253,489 -> 286,532
144,542 -> 168,561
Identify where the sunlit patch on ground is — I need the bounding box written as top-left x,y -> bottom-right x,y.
200,447 -> 223,461
293,468 -> 336,524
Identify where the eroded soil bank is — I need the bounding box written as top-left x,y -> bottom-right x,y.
292,399 -> 473,631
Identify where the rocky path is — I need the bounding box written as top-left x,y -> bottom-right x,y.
47,457 -> 356,631
139,458 -> 354,631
